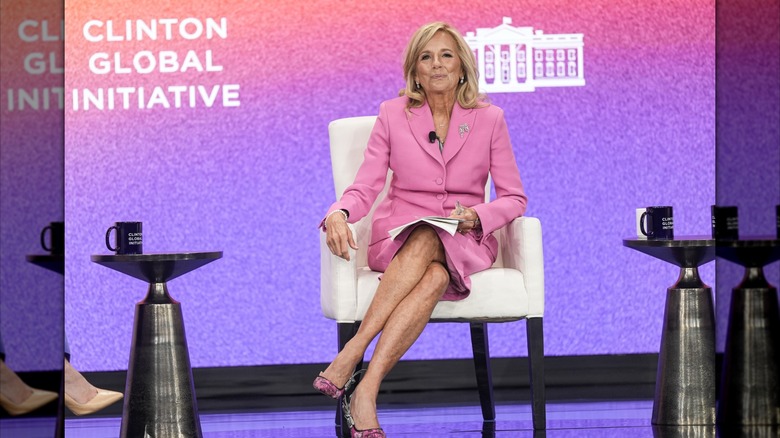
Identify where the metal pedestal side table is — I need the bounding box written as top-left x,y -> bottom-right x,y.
623,236 -> 716,425
716,237 -> 780,426
91,251 -> 222,438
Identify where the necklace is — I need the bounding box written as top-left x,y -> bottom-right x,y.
434,107 -> 451,139
436,123 -> 447,143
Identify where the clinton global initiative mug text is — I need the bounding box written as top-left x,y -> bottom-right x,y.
106,222 -> 143,254
638,206 -> 674,240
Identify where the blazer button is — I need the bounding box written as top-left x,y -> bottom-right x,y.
435,178 -> 443,185
436,194 -> 444,200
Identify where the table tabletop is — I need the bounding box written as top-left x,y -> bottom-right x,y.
26,254 -> 65,274
714,236 -> 780,267
623,235 -> 715,247
91,251 -> 223,284
623,236 -> 715,268
91,251 -> 223,263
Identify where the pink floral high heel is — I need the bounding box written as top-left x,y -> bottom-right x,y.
342,390 -> 385,438
349,426 -> 386,438
312,369 -> 364,400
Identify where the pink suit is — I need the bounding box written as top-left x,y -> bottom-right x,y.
326,96 -> 527,300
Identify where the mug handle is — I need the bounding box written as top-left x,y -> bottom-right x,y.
41,226 -> 52,251
105,226 -> 118,252
639,212 -> 649,236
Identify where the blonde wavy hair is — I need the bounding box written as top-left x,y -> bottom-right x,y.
399,22 -> 485,109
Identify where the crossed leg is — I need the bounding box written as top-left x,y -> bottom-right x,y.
319,225 -> 450,430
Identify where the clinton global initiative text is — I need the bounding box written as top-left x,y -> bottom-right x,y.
71,84 -> 240,111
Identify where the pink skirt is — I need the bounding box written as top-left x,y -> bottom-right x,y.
367,224 -> 496,301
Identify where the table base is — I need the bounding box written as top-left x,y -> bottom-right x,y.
718,280 -> 780,425
653,280 -> 716,425
120,282 -> 202,438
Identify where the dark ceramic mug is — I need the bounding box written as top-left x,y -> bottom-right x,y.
40,221 -> 64,255
711,205 -> 739,240
639,206 -> 674,240
106,221 -> 143,254
776,205 -> 779,239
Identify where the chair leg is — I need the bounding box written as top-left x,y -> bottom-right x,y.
470,322 -> 496,421
335,322 -> 363,437
526,317 -> 546,430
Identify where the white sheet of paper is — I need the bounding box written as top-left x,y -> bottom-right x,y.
388,217 -> 464,240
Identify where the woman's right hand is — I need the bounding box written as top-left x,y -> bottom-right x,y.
325,211 -> 358,261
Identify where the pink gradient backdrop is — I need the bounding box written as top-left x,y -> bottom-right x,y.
64,0 -> 716,371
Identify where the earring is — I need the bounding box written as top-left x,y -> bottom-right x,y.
459,76 -> 465,84
415,81 -> 421,89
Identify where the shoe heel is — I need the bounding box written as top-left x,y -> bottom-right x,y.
343,369 -> 365,395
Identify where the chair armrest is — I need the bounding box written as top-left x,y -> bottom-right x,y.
501,216 -> 545,317
320,223 -> 359,321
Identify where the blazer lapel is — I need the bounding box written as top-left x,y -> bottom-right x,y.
407,101 -> 444,166
442,103 -> 476,164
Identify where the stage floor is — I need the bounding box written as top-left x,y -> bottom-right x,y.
6,399 -> 762,437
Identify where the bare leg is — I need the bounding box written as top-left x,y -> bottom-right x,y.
0,359 -> 33,404
64,358 -> 97,404
320,226 -> 447,388
63,358 -> 123,415
350,260 -> 448,430
0,359 -> 58,415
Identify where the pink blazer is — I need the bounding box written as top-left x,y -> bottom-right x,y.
327,96 -> 527,256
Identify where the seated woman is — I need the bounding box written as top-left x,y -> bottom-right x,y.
313,21 -> 527,438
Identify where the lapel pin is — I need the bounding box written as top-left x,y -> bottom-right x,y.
459,123 -> 470,138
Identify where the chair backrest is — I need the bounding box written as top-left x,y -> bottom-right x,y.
327,116 -> 501,267
328,116 -> 381,200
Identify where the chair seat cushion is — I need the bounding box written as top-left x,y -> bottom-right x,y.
355,267 -> 528,322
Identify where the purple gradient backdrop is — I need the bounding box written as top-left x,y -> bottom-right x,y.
714,0 -> 780,351
0,0 -> 64,371
63,0 -> 718,372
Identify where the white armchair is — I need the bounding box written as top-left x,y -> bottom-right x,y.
321,116 -> 546,429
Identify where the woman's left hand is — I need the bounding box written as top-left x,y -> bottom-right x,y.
449,204 -> 481,234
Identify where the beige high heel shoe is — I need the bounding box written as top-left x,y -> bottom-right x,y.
64,388 -> 123,416
0,388 -> 58,416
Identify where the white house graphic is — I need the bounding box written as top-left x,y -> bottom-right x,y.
465,17 -> 585,93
